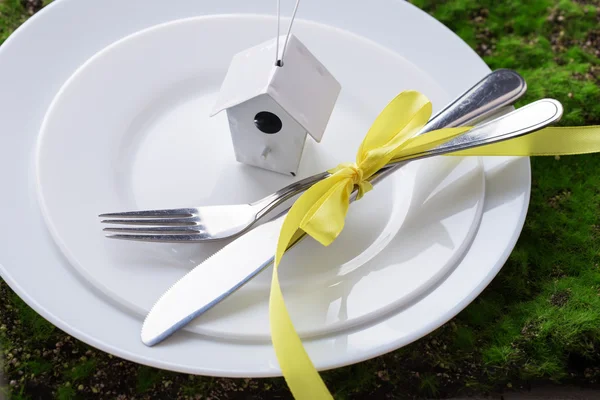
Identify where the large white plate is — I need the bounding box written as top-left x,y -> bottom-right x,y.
0,0 -> 530,377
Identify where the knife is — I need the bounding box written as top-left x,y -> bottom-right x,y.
141,70 -> 533,346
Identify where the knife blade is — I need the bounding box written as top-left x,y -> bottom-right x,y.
141,70 -> 531,346
141,215 -> 284,346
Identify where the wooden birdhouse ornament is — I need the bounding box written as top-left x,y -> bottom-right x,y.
211,33 -> 341,176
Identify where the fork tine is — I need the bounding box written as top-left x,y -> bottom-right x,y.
100,217 -> 198,226
98,208 -> 196,219
103,226 -> 203,234
105,233 -> 213,243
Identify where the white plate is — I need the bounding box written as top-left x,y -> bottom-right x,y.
0,0 -> 530,377
36,15 -> 486,341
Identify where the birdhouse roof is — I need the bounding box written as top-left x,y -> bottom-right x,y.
211,34 -> 341,143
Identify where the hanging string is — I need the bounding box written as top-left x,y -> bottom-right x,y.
275,0 -> 301,67
280,0 -> 300,66
276,0 -> 281,65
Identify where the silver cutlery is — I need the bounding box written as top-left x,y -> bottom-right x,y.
100,69 -> 527,243
141,97 -> 563,346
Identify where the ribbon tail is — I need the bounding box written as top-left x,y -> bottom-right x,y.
445,126 -> 600,156
269,173 -> 354,400
270,265 -> 332,400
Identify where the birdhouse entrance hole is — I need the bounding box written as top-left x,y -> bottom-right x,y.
254,111 -> 282,134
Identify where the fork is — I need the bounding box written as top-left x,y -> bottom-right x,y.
100,69 -> 527,242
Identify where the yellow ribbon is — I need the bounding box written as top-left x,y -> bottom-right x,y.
268,90 -> 600,399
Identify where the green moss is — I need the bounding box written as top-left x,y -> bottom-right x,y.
491,0 -> 553,36
324,362 -> 380,399
180,377 -> 217,397
564,46 -> 599,64
471,152 -> 600,384
65,359 -> 97,382
453,326 -> 476,351
411,0 -> 555,37
556,0 -> 599,39
479,275 -> 600,381
0,0 -> 28,44
483,345 -> 516,365
6,391 -> 31,400
418,373 -> 439,397
22,359 -> 53,376
485,36 -> 553,69
461,295 -> 504,327
136,366 -> 164,393
9,292 -> 56,343
56,385 -> 77,400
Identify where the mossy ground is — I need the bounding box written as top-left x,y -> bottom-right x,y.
1,0 -> 600,398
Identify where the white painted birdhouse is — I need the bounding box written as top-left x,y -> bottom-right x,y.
211,34 -> 341,176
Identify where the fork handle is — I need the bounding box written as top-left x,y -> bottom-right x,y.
251,69 -> 526,219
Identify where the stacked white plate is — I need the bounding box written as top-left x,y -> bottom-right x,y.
0,0 -> 530,377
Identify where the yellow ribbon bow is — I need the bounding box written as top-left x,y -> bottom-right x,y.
268,90 -> 600,399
